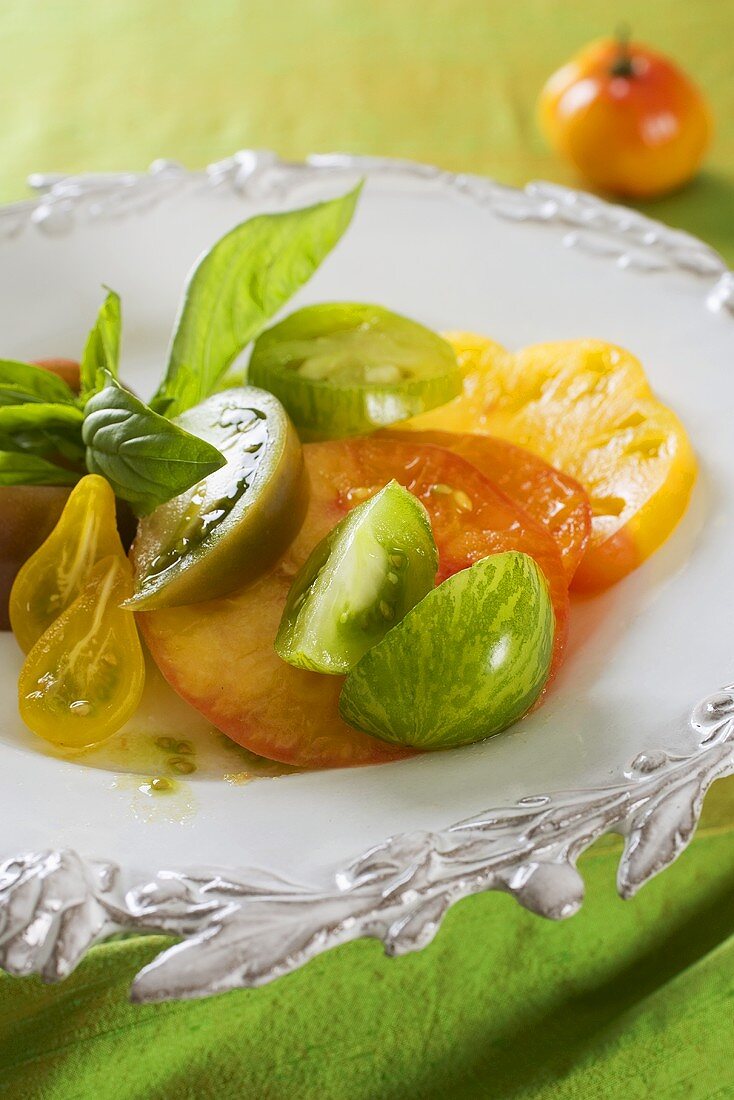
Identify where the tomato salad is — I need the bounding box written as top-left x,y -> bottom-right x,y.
4,188 -> 697,767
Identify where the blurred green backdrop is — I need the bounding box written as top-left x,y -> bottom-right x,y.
1,0 -> 733,258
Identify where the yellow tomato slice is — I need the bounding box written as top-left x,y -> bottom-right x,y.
411,336 -> 696,592
399,332 -> 511,433
9,474 -> 128,653
18,556 -> 145,750
568,395 -> 697,591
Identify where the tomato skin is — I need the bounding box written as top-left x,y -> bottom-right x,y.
571,523 -> 640,593
340,552 -> 555,749
539,38 -> 712,198
382,430 -> 591,583
142,438 -> 568,769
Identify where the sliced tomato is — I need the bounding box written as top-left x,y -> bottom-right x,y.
140,438 -> 569,769
382,429 -> 591,582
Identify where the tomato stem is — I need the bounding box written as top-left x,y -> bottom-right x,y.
610,23 -> 635,78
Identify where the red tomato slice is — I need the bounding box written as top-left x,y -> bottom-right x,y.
382,430 -> 592,582
140,438 -> 569,769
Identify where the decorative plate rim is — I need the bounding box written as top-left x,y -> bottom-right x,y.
0,151 -> 732,1003
1,149 -> 732,313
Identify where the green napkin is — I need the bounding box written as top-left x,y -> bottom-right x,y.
2,817 -> 734,1098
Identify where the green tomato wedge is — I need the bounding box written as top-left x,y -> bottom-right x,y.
339,551 -> 554,749
248,303 -> 462,440
275,480 -> 438,674
126,388 -> 307,609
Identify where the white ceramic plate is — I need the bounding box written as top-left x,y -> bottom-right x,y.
1,152 -> 733,1003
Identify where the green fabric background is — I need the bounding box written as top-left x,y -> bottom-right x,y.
2,0 -> 733,262
1,1 -> 733,1097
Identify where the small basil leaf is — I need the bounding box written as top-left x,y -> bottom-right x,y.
0,360 -> 76,406
82,377 -> 226,515
151,184 -> 362,418
0,403 -> 83,433
0,451 -> 80,487
80,288 -> 121,398
0,402 -> 85,460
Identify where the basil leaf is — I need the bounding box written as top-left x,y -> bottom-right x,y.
0,402 -> 85,461
151,184 -> 362,418
0,451 -> 79,487
80,288 -> 121,398
83,376 -> 226,515
0,359 -> 76,406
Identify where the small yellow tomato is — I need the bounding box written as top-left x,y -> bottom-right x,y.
18,556 -> 145,750
9,474 -> 127,653
539,36 -> 713,198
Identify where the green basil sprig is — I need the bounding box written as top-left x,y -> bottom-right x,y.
0,185 -> 363,498
151,184 -> 362,418
0,402 -> 85,462
0,451 -> 80,486
80,288 -> 121,398
0,359 -> 77,406
83,373 -> 225,515
0,290 -> 124,487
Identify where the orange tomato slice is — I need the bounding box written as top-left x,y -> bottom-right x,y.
382,429 -> 591,583
141,438 -> 568,769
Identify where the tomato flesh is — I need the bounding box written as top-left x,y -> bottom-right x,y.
141,438 -> 568,769
383,430 -> 591,583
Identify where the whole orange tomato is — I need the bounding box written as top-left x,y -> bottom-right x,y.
539,36 -> 712,197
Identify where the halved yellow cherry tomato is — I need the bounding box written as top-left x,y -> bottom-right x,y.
417,336 -> 696,592
9,474 -> 127,653
18,556 -> 145,749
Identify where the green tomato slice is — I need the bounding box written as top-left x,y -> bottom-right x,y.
127,388 -> 307,609
248,303 -> 462,440
339,551 -> 554,749
275,480 -> 438,674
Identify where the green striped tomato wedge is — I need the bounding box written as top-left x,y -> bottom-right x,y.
248,303 -> 462,440
275,480 -> 437,674
126,388 -> 307,609
339,551 -> 554,749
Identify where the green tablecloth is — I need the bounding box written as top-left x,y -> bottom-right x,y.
1,2 -> 733,1096
2,0 -> 733,263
